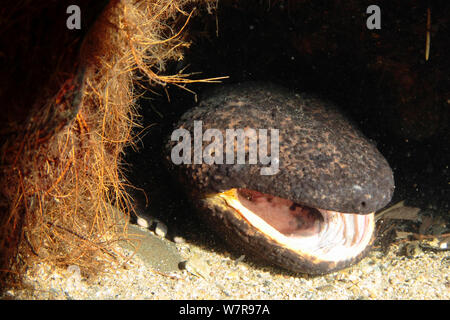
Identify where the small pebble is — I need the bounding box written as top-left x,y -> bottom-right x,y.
173,236 -> 185,244
154,220 -> 168,237
136,216 -> 151,228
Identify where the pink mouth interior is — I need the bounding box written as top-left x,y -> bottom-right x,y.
221,188 -> 375,262
237,188 -> 324,236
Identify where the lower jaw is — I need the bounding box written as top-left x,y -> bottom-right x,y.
199,188 -> 375,274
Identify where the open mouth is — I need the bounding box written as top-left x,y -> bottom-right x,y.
216,188 -> 375,263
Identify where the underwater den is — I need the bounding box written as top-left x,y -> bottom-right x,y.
0,0 -> 448,299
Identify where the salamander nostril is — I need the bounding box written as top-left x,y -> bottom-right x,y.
361,201 -> 366,207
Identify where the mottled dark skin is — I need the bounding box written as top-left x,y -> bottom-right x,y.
165,82 -> 395,274
167,82 -> 394,213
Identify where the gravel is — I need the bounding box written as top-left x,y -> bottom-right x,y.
4,224 -> 449,300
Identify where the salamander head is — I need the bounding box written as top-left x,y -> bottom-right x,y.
166,82 -> 394,274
